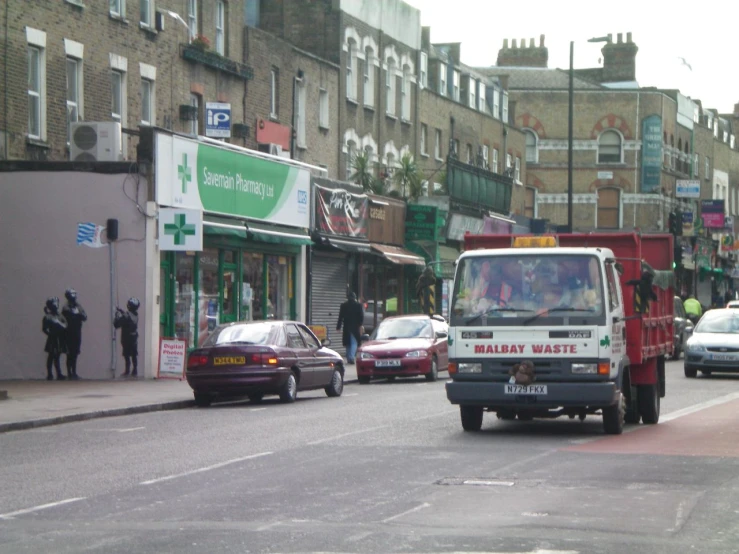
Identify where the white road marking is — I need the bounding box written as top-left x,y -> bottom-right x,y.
661,390 -> 739,423
463,479 -> 515,487
342,393 -> 359,397
249,408 -> 268,412
139,452 -> 273,485
117,426 -> 145,433
306,425 -> 389,445
382,502 -> 431,523
86,427 -> 145,433
0,497 -> 86,520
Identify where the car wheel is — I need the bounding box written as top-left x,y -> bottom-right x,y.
602,392 -> 625,435
325,368 -> 344,397
460,405 -> 483,431
684,365 -> 697,378
638,384 -> 660,424
247,393 -> 264,404
425,357 -> 439,382
279,372 -> 298,403
194,392 -> 212,407
358,375 -> 371,385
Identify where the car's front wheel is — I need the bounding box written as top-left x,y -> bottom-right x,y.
279,372 -> 298,403
425,357 -> 438,382
194,392 -> 212,407
684,365 -> 697,378
325,368 -> 344,397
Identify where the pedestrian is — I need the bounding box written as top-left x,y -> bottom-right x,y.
684,294 -> 702,323
336,291 -> 364,364
62,288 -> 87,380
42,297 -> 67,381
114,297 -> 140,377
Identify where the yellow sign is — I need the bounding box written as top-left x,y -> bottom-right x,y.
309,325 -> 328,341
512,236 -> 557,248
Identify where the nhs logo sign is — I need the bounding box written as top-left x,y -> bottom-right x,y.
297,189 -> 308,215
205,102 -> 231,138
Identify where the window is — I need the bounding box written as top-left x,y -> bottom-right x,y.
110,0 -> 125,17
401,65 -> 411,120
705,156 -> 710,180
515,156 -> 521,182
385,58 -> 396,116
215,1 -> 225,56
465,144 -> 472,164
492,148 -> 499,173
66,57 -> 80,142
481,144 -> 489,168
469,79 -> 476,109
285,324 -> 306,349
187,0 -> 197,41
27,46 -> 43,139
296,79 -> 306,148
597,130 -> 621,163
453,139 -> 460,158
478,84 -> 486,112
189,93 -> 199,135
420,124 -> 427,156
525,130 -> 538,163
452,70 -> 460,101
439,62 -> 446,96
319,89 -> 329,129
111,70 -> 124,122
694,153 -> 699,178
597,188 -> 620,229
139,0 -> 151,27
502,92 -> 509,123
434,129 -> 442,159
270,68 -> 278,118
505,153 -> 512,174
140,78 -> 153,125
364,47 -> 374,107
524,187 -> 536,218
346,40 -> 357,101
606,263 -> 621,311
419,51 -> 427,88
346,140 -> 356,180
492,89 -> 500,119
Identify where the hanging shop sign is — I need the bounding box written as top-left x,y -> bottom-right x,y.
676,179 -> 700,198
314,184 -> 368,237
701,199 -> 725,229
640,115 -> 662,193
681,211 -> 694,237
158,207 -> 203,251
405,204 -> 439,241
447,213 -> 484,241
205,102 -> 231,138
155,133 -> 310,228
695,238 -> 712,269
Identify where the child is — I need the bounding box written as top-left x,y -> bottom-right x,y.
42,297 -> 67,381
114,297 -> 140,377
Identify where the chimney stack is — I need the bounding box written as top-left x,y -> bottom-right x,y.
601,31 -> 638,82
496,35 -> 548,68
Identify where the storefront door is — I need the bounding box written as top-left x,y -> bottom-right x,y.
221,250 -> 238,324
160,254 -> 174,338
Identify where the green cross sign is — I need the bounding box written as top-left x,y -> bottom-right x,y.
178,153 -> 192,193
164,213 -> 196,245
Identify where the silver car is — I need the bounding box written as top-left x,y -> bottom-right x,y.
684,308 -> 739,377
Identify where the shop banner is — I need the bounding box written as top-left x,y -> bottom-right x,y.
681,211 -> 695,237
447,213 -> 483,241
676,179 -> 700,198
405,204 -> 438,241
157,338 -> 187,380
314,185 -> 368,237
701,199 -> 725,228
155,133 -> 310,228
641,115 -> 662,193
695,238 -> 712,269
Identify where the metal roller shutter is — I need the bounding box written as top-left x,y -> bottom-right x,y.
311,251 -> 348,357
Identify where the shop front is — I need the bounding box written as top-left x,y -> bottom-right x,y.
154,132 -> 318,349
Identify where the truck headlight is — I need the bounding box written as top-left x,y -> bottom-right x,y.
457,363 -> 482,373
572,363 -> 597,374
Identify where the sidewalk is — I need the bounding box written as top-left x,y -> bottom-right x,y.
0,364 -> 358,434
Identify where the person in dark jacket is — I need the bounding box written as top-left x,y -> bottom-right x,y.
114,297 -> 140,377
42,297 -> 67,381
62,288 -> 87,380
336,292 -> 364,364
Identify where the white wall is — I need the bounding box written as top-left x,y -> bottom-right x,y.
340,0 -> 421,50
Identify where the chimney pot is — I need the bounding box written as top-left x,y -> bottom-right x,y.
626,32 -> 632,43
512,39 -> 517,48
617,33 -> 623,43
734,103 -> 739,117
503,38 -> 509,49
530,38 -> 535,48
540,34 -> 545,47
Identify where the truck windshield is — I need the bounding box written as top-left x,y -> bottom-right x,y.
450,254 -> 605,326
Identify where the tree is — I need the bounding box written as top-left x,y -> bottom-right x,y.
369,178 -> 386,195
393,153 -> 423,200
348,150 -> 374,192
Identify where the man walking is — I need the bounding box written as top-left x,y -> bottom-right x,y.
336,292 -> 364,365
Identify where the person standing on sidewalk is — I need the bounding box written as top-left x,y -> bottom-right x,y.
42,297 -> 67,381
336,292 -> 364,364
62,288 -> 87,380
114,297 -> 140,377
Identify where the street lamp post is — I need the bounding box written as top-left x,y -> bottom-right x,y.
567,35 -> 611,233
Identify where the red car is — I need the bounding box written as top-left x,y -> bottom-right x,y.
186,321 -> 344,406
356,315 -> 449,384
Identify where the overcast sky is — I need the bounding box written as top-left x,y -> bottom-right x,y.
405,0 -> 739,115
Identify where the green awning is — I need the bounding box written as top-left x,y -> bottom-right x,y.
246,221 -> 313,246
203,221 -> 248,239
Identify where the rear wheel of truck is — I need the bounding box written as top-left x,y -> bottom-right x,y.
460,406 -> 483,431
638,384 -> 660,424
602,392 -> 625,435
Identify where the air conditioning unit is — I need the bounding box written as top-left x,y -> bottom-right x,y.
258,142 -> 290,159
70,122 -> 122,162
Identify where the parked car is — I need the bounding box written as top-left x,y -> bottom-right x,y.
684,308 -> 739,378
356,314 -> 449,384
726,300 -> 739,309
672,296 -> 694,360
186,321 -> 344,406
363,300 -> 384,334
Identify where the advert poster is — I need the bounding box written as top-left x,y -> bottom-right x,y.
701,199 -> 725,228
315,185 -> 368,238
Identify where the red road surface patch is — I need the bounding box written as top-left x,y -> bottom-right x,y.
565,399 -> 739,457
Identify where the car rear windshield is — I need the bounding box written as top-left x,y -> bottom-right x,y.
695,312 -> 739,334
374,319 -> 433,340
202,322 -> 277,346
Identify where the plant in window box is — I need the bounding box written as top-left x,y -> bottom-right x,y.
191,34 -> 211,50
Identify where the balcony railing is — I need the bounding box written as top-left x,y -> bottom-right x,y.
181,45 -> 254,81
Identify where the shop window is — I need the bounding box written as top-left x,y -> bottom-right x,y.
267,255 -> 290,320
198,248 -> 219,345
242,252 -> 264,321
175,253 -> 196,347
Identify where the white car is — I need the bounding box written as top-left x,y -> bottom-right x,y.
684,308 -> 739,377
726,300 -> 739,309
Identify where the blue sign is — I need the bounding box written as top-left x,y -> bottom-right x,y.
641,115 -> 662,193
205,102 -> 231,138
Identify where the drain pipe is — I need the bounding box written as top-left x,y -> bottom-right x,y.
4,0 -> 9,159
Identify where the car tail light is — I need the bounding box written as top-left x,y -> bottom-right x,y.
188,353 -> 209,368
448,362 -> 457,375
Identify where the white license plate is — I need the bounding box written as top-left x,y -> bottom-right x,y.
709,354 -> 737,361
375,359 -> 401,368
505,384 -> 548,395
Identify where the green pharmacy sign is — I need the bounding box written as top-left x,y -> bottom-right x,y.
158,207 -> 203,251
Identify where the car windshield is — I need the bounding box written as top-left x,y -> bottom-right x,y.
695,312 -> 739,334
450,253 -> 605,326
202,322 -> 277,346
374,319 -> 433,340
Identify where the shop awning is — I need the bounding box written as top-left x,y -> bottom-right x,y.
370,243 -> 426,266
246,221 -> 313,246
325,237 -> 372,253
203,220 -> 248,239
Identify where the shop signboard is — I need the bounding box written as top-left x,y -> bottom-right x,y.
158,207 -> 203,251
157,338 -> 187,379
701,199 -> 725,228
314,184 -> 368,237
681,211 -> 694,237
155,133 -> 310,228
482,214 -> 513,234
205,102 -> 231,138
676,179 -> 700,198
447,213 -> 483,241
640,115 -> 662,193
405,204 -> 438,241
695,238 -> 712,269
